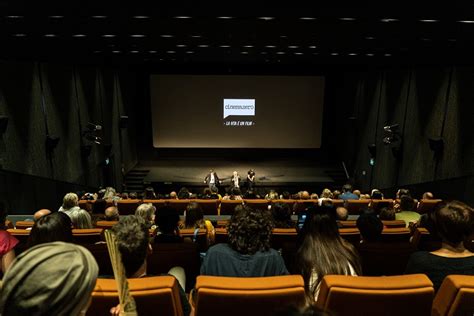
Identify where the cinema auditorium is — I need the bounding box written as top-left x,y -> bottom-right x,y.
0,2 -> 473,316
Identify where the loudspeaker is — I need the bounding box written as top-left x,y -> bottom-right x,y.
429,138 -> 444,153
0,116 -> 8,135
119,115 -> 128,129
45,135 -> 60,151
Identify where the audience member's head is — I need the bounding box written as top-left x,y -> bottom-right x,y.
104,206 -> 119,221
332,190 -> 341,199
135,203 -> 156,227
352,190 -> 361,198
28,212 -> 73,248
210,186 -> 219,195
271,203 -> 294,228
184,202 -> 204,229
300,191 -> 310,200
144,187 -> 156,199
0,242 -> 98,316
111,215 -> 150,278
70,209 -> 93,229
379,207 -> 396,221
169,191 -> 178,199
342,184 -> 353,193
399,195 -> 416,212
357,209 -> 383,242
103,187 -> 116,200
33,209 -> 51,221
96,188 -> 106,200
202,187 -> 212,197
92,199 -> 106,214
266,190 -> 279,200
371,189 -> 384,200
310,193 -> 319,200
320,188 -> 333,199
281,191 -> 291,199
433,201 -> 473,247
336,207 -> 349,221
129,192 -> 138,199
244,190 -> 257,199
121,192 -> 129,200
422,192 -> 434,200
230,187 -> 242,198
155,206 -> 180,235
396,188 -> 411,199
178,187 -> 190,199
62,192 -> 79,210
228,205 -> 273,255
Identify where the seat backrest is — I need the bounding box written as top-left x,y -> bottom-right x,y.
411,227 -> 442,251
331,199 -> 345,208
219,200 -> 243,215
339,228 -> 361,247
116,199 -> 141,215
370,199 -> 394,213
193,275 -> 306,316
6,228 -> 30,244
88,276 -> 184,316
165,200 -> 190,215
79,199 -> 94,212
214,227 -> 228,244
179,228 -> 208,252
432,274 -> 474,316
271,200 -> 296,209
380,227 -> 411,242
14,220 -> 34,229
95,220 -> 118,229
244,199 -> 270,211
143,199 -> 167,209
417,199 -> 443,214
293,200 -> 318,214
316,274 -> 434,316
72,228 -> 104,244
346,199 -> 371,215
338,220 -> 357,228
194,199 -> 219,215
381,220 -> 406,228
271,228 -> 298,250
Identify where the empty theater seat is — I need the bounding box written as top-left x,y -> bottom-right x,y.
315,274 -> 434,316
417,199 -> 443,214
192,275 -> 306,316
432,274 -> 474,316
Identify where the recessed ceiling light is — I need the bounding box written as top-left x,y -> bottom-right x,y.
348,53 -> 358,56
176,44 -> 187,47
339,17 -> 356,21
44,34 -> 57,37
288,45 -> 299,49
73,34 -> 87,37
276,51 -> 286,55
49,15 -> 64,19
130,34 -> 146,37
419,19 -> 439,22
191,35 -> 202,38
130,50 -> 139,53
12,33 -> 27,37
258,17 -> 275,21
240,51 -> 249,54
6,15 -> 23,18
92,15 -> 107,19
300,17 -> 316,20
102,34 -> 116,38
384,53 -> 392,56
198,44 -> 209,47
133,15 -> 150,19
174,16 -> 191,19
265,45 -> 276,48
366,53 -> 375,56
280,35 -> 288,38
309,45 -> 317,49
217,16 -> 233,19
186,51 -> 195,54
112,50 -> 121,53
458,20 -> 474,23
167,50 -> 176,53
331,52 -> 339,56
243,45 -> 254,48
94,50 -> 102,53
160,34 -> 173,38
261,52 -> 268,54
421,38 -> 431,41
294,52 -> 303,55
365,36 -> 376,40
219,45 -> 231,48
148,50 -> 157,53
380,18 -> 399,22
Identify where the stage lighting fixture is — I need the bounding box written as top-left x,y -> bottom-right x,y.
0,116 -> 8,135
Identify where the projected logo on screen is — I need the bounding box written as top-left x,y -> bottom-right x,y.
223,99 -> 255,119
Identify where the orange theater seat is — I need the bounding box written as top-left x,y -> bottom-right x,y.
192,275 -> 306,316
87,276 -> 184,316
316,274 -> 434,316
116,199 -> 141,215
339,228 -> 361,247
379,227 -> 412,242
214,227 -> 228,244
411,227 -> 442,251
338,220 -> 357,228
95,220 -> 118,229
219,200 -> 243,215
417,199 -> 443,214
432,275 -> 474,316
194,199 -> 219,215
244,199 -> 270,211
180,228 -> 208,252
72,228 -> 104,244
14,220 -> 34,229
346,199 -> 370,215
381,220 -> 406,228
165,199 -> 190,215
143,199 -> 167,209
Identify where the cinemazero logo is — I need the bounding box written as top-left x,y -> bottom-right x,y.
223,99 -> 255,119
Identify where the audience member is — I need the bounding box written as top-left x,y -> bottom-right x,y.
0,242 -> 98,316
144,187 -> 157,199
310,193 -> 319,200
395,195 -> 420,227
379,207 -> 396,221
200,188 -> 213,199
154,206 -> 182,243
320,188 -> 333,199
129,192 -> 138,199
405,201 -> 474,290
121,192 -> 129,200
296,205 -> 361,301
0,202 -> 18,274
92,198 -> 107,215
104,206 -> 119,221
272,203 -> 295,228
70,209 -> 93,229
104,187 -> 118,201
335,207 -> 349,221
201,205 -> 288,277
222,187 -> 243,200
280,191 -> 291,199
169,191 -> 178,199
244,190 -> 258,199
183,202 -> 215,244
210,186 -> 221,199
370,189 -> 384,200
178,187 -> 191,199
58,192 -> 80,217
96,188 -> 106,200
28,212 -> 73,248
332,190 -> 341,199
396,188 -> 411,199
339,184 -> 359,200
300,191 -> 310,200
352,190 -> 361,198
422,192 -> 434,200
135,203 -> 156,229
357,210 -> 383,242
265,190 -> 279,200
33,209 -> 51,221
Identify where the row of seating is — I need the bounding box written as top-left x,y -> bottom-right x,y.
79,198 -> 443,215
86,274 -> 474,316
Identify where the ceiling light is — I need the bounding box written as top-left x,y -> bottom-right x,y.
219,45 -> 231,48
384,53 -> 392,56
348,53 -> 358,56
160,34 -> 173,38
288,45 -> 299,49
12,33 -> 27,37
148,50 -> 157,53
365,36 -> 376,40
243,45 -> 254,48
44,34 -> 57,37
130,34 -> 146,37
309,45 -> 317,49
191,35 -> 202,38
331,52 -> 339,56
380,18 -> 399,22
166,50 -> 176,53
92,15 -> 107,19
198,44 -> 209,47
176,44 -> 187,47
130,50 -> 139,53
366,53 -> 375,56
112,50 -> 121,53
73,34 -> 87,37
49,15 -> 64,19
294,52 -> 303,55
102,34 -> 116,38
300,17 -> 316,20
458,20 -> 474,23
240,51 -> 249,54
132,15 -> 150,19
276,51 -> 286,55
6,15 -> 23,18
265,45 -> 276,48
258,17 -> 275,21
186,51 -> 195,54
174,16 -> 191,19
217,16 -> 233,19
419,19 -> 439,22
280,35 -> 288,38
339,17 -> 356,21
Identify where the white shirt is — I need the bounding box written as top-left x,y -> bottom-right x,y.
210,173 -> 215,184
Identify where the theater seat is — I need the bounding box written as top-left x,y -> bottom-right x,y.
180,228 -> 208,252
87,276 -> 184,316
316,274 -> 434,316
116,199 -> 141,215
192,275 -> 306,316
72,228 -> 104,244
220,200 -> 243,215
379,227 -> 412,242
214,227 -> 228,244
381,220 -> 406,228
432,275 -> 474,316
244,199 -> 270,211
195,199 -> 219,215
346,200 -> 371,215
95,221 -> 118,229
411,227 -> 442,251
338,220 -> 357,228
339,228 -> 361,247
417,199 -> 443,214
14,220 -> 34,229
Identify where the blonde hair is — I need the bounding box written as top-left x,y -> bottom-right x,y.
62,193 -> 79,209
70,209 -> 93,229
135,203 -> 156,225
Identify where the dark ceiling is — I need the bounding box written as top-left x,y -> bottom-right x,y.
2,2 -> 474,68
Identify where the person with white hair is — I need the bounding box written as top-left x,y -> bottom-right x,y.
58,192 -> 80,217
70,209 -> 93,229
0,242 -> 99,315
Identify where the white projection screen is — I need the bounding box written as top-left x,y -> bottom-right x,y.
150,75 -> 325,148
